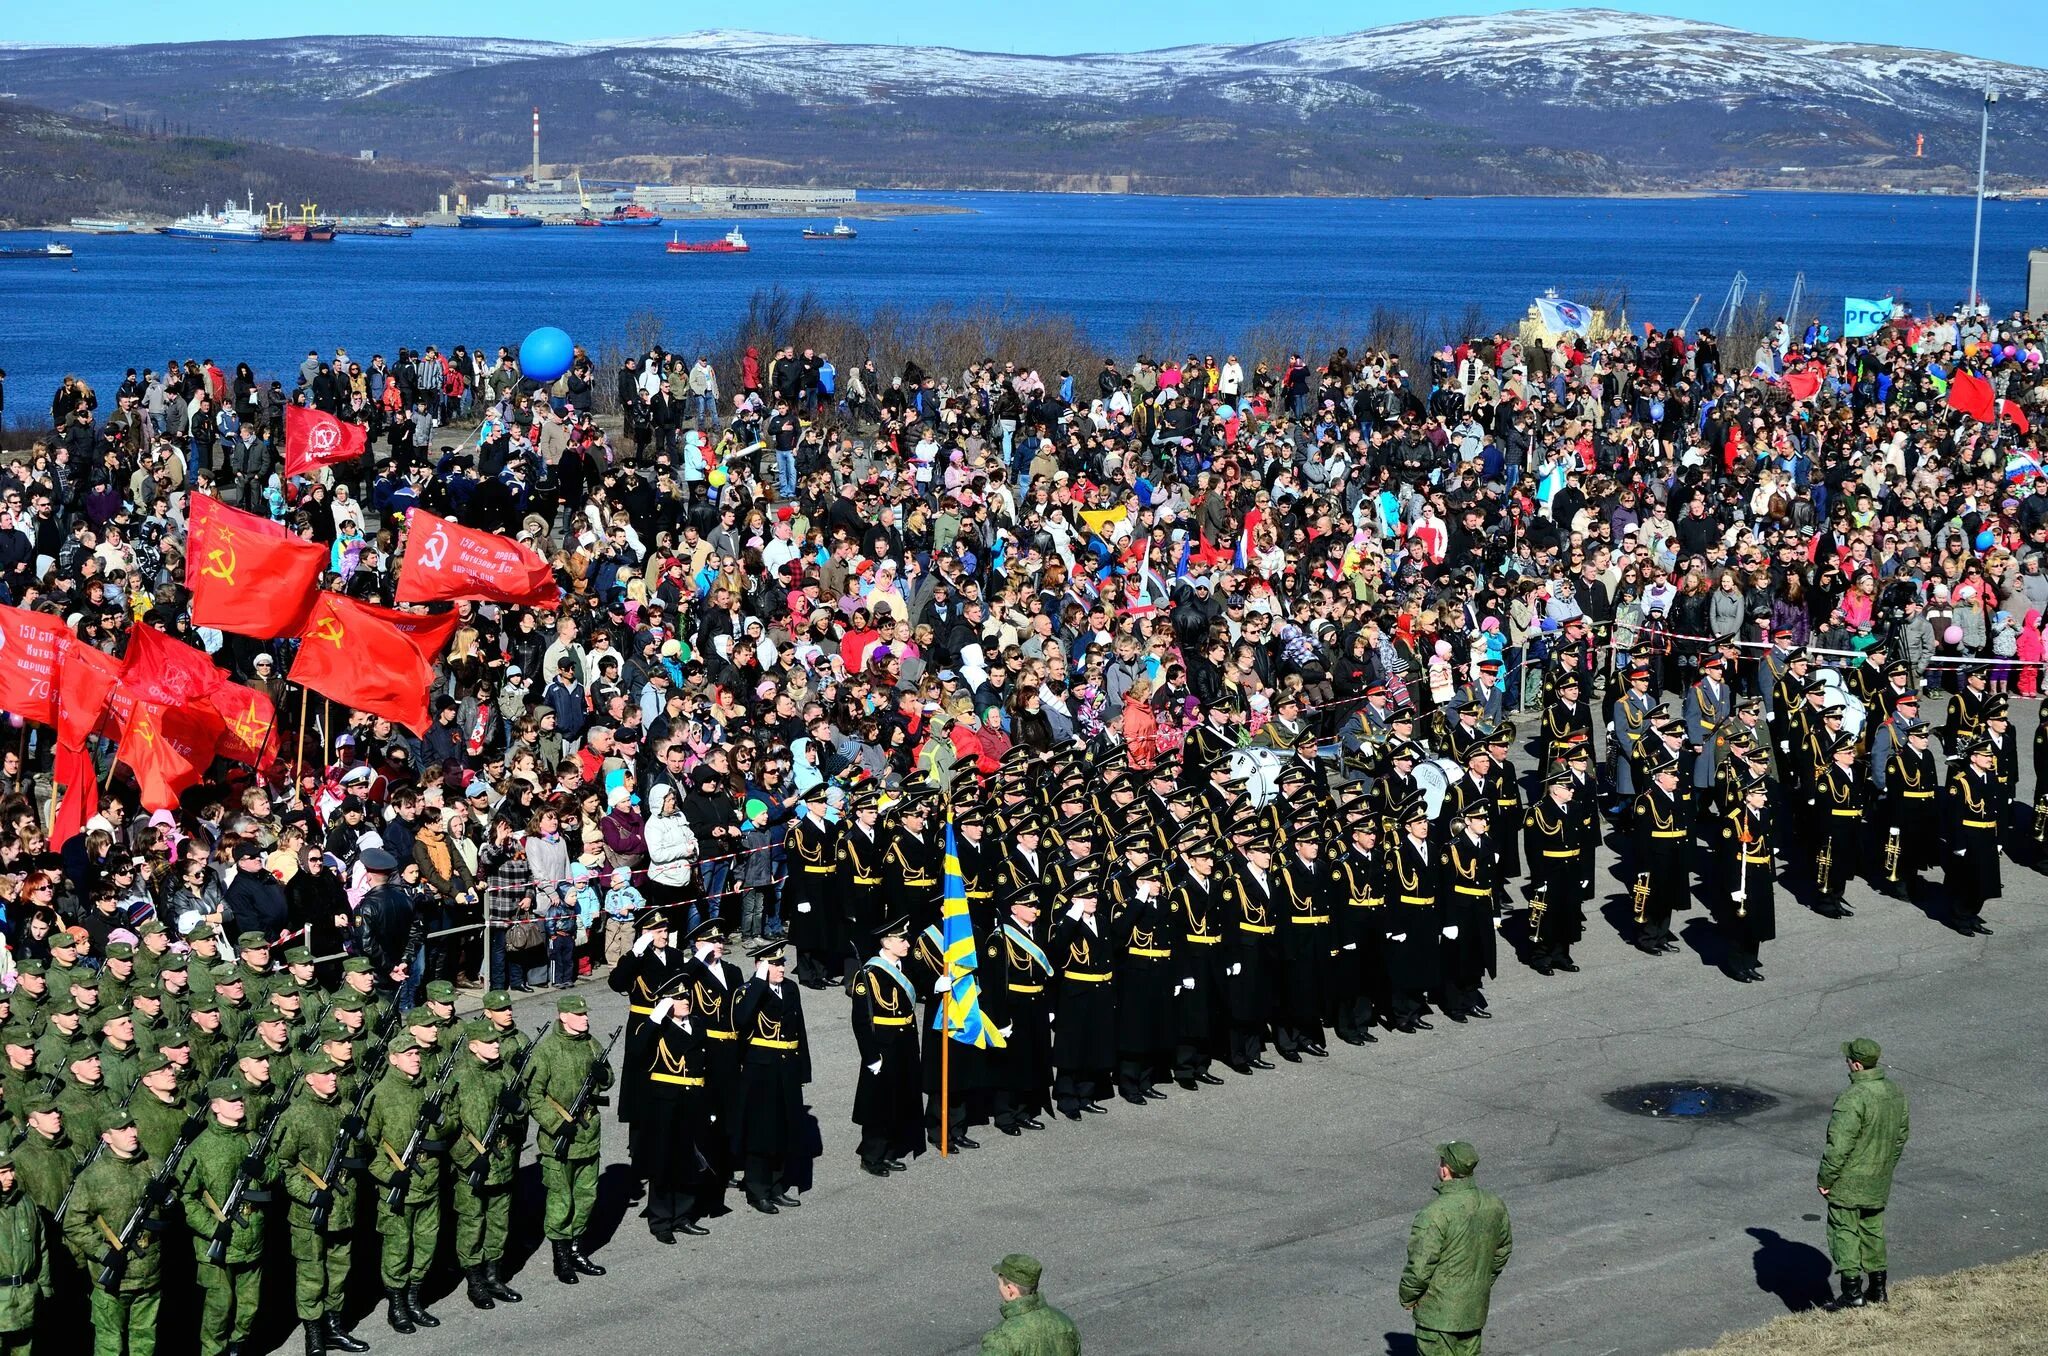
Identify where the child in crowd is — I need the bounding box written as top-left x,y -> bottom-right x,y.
603,865 -> 645,964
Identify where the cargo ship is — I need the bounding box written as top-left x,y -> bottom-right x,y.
0,242 -> 73,260
600,203 -> 664,227
667,227 -> 749,254
802,218 -> 859,240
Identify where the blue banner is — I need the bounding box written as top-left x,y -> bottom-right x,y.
1843,297 -> 1893,339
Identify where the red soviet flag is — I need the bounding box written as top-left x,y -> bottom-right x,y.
55,638 -> 121,750
283,404 -> 368,478
396,509 -> 561,609
187,494 -> 327,637
120,624 -> 227,706
1948,371 -> 1997,423
289,595 -> 436,734
118,697 -> 225,812
2000,400 -> 2032,437
381,608 -> 459,662
0,604 -> 66,727
207,682 -> 280,767
52,742 -> 99,845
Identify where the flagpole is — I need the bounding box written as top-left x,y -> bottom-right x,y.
940,1000 -> 952,1158
293,684 -> 309,776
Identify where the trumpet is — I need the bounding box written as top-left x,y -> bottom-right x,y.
1529,882 -> 1549,945
1884,827 -> 1902,884
1815,841 -> 1834,899
2033,798 -> 2048,846
1631,871 -> 1652,926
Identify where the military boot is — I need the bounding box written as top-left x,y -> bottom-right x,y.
1866,1270 -> 1889,1304
325,1314 -> 370,1354
385,1289 -> 416,1334
1825,1273 -> 1866,1311
568,1238 -> 606,1276
464,1268 -> 495,1311
404,1284 -> 440,1328
483,1259 -> 522,1303
303,1321 -> 325,1356
551,1240 -> 578,1285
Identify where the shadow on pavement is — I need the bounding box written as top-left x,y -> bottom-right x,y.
1382,1333 -> 1420,1356
1745,1225 -> 1832,1311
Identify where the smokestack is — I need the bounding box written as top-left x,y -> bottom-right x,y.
532,106 -> 541,182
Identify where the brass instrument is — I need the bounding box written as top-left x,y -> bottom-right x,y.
1884,827 -> 1902,884
2033,798 -> 2048,846
1814,840 -> 1834,899
1631,872 -> 1652,926
1528,882 -> 1548,945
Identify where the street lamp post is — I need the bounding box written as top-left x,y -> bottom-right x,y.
1969,86 -> 1997,313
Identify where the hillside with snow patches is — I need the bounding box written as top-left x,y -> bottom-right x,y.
2,10 -> 2044,195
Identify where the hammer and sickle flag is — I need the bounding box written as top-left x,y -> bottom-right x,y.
186,495 -> 326,639
116,697 -> 225,813
208,683 -> 279,768
396,509 -> 561,609
288,594 -> 437,734
282,405 -> 368,479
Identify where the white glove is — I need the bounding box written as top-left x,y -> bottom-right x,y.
632,933 -> 655,956
797,901 -> 812,914
1391,932 -> 1408,943
1342,942 -> 1358,952
1889,827 -> 1900,837
754,960 -> 769,979
1180,978 -> 1195,991
1954,847 -> 1966,857
1778,740 -> 1789,753
1228,962 -> 1243,976
998,1024 -> 1013,1039
1730,891 -> 1746,904
1442,926 -> 1460,940
933,975 -> 952,996
651,997 -> 674,1024
1066,903 -> 1085,921
866,1059 -> 882,1075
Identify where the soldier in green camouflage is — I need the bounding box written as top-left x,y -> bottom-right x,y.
185,999 -> 231,1077
126,984 -> 170,1055
55,1042 -> 112,1149
34,1002 -> 87,1073
130,1053 -> 188,1163
67,972 -> 106,1037
524,995 -> 612,1285
267,1050 -> 367,1356
212,972 -> 254,1050
96,1010 -> 143,1100
362,1031 -> 450,1334
133,923 -> 174,987
184,936 -> 225,1002
10,1093 -> 74,1218
44,932 -> 84,1006
98,944 -> 140,1010
337,960 -> 388,1035
10,961 -> 50,1029
60,1108 -> 162,1356
178,1080 -> 271,1356
447,1018 -> 526,1310
0,1148 -> 48,1356
230,935 -> 278,1007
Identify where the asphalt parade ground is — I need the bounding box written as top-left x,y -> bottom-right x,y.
405,699 -> 2048,1356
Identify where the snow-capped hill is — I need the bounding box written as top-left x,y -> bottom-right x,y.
3,10 -> 2045,196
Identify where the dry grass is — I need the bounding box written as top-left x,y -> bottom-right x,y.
1676,1251 -> 2048,1354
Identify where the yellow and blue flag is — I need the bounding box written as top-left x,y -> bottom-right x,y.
937,822 -> 1005,1049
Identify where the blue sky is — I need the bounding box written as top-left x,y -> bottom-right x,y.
6,0 -> 2042,66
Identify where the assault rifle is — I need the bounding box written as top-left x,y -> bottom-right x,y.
380,1042 -> 462,1209
203,1066 -> 302,1263
465,1023 -> 549,1190
94,1110 -> 205,1289
545,1025 -> 622,1162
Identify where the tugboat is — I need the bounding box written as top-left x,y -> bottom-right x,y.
160,192 -> 265,242
0,242 -> 73,260
801,218 -> 859,240
666,227 -> 749,254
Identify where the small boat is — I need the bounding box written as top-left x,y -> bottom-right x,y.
458,208 -> 543,229
0,242 -> 73,259
160,192 -> 265,242
381,215 -> 419,229
600,203 -> 665,227
66,217 -> 139,234
570,216 -> 603,227
667,227 -> 749,254
802,218 -> 858,240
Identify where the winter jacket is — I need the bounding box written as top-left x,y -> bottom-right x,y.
644,785 -> 698,889
1818,1066 -> 1910,1208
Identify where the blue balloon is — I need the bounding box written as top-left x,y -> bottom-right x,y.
519,326 -> 575,383
1975,530 -> 1995,552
